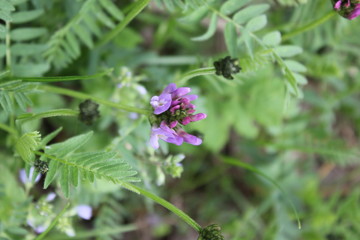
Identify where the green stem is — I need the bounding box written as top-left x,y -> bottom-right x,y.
282,11 -> 337,41
13,69 -> 113,83
222,156 -> 302,230
5,21 -> 11,72
35,202 -> 71,240
49,225 -> 137,239
177,67 -> 216,85
123,182 -> 202,233
96,0 -> 150,47
38,85 -> 151,115
0,122 -> 17,135
17,109 -> 79,122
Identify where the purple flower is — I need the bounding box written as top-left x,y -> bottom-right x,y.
150,93 -> 172,114
332,0 -> 360,20
149,83 -> 206,148
19,167 -> 41,184
150,121 -> 183,149
75,205 -> 93,220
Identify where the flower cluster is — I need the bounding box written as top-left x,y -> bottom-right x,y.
332,0 -> 360,20
149,83 -> 206,149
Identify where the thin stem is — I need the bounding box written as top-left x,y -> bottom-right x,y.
13,69 -> 113,83
17,109 -> 79,122
49,225 -> 137,239
38,85 -> 151,115
5,21 -> 11,72
96,0 -> 150,47
177,67 -> 216,85
123,182 -> 202,233
0,122 -> 17,135
282,11 -> 337,41
35,202 -> 71,240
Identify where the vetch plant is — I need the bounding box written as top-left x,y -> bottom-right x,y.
149,83 -> 207,149
332,0 -> 360,19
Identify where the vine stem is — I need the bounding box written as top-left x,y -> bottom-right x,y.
5,21 -> 11,72
96,0 -> 150,47
35,202 -> 71,240
177,67 -> 216,85
38,85 -> 151,115
122,182 -> 202,233
13,69 -> 113,82
0,122 -> 17,135
282,11 -> 337,41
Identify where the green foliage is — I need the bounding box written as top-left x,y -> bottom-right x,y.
15,131 -> 41,164
0,80 -> 36,113
42,131 -> 140,198
44,0 -> 124,69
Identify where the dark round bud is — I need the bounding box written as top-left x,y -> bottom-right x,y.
213,56 -> 241,80
198,224 -> 225,240
34,159 -> 49,174
79,99 -> 100,125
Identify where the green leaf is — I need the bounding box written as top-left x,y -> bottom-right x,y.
10,27 -> 47,41
12,63 -> 50,77
12,9 -> 44,24
94,7 -> 115,28
0,0 -> 15,11
73,25 -> 93,48
275,45 -> 303,58
191,12 -> 217,41
46,131 -> 93,158
262,31 -> 281,46
233,4 -> 269,25
220,0 -> 251,15
41,127 -> 63,147
284,60 -> 307,73
0,10 -> 12,22
15,131 -> 41,164
11,43 -> 47,56
44,160 -> 59,188
60,165 -> 70,198
99,0 -> 124,21
246,14 -> 267,32
0,91 -> 13,113
224,22 -> 237,57
14,92 -> 31,111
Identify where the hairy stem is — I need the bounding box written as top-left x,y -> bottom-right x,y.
123,182 -> 202,232
14,69 -> 113,83
0,122 -> 17,135
49,225 -> 137,239
282,11 -> 337,41
177,67 -> 216,85
97,0 -> 151,47
38,85 -> 151,115
35,202 -> 71,240
5,21 -> 11,72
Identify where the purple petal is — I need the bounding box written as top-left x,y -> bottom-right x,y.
163,83 -> 177,94
172,87 -> 191,99
150,131 -> 160,149
334,0 -> 342,9
19,167 -> 41,184
76,205 -> 92,220
46,192 -> 56,202
170,105 -> 180,113
182,117 -> 191,125
183,94 -> 198,101
190,113 -> 207,122
177,129 -> 202,145
348,5 -> 360,19
151,93 -> 172,115
169,121 -> 178,128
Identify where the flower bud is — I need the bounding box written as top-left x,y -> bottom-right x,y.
79,99 -> 100,125
198,224 -> 225,240
332,0 -> 360,20
213,56 -> 241,80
